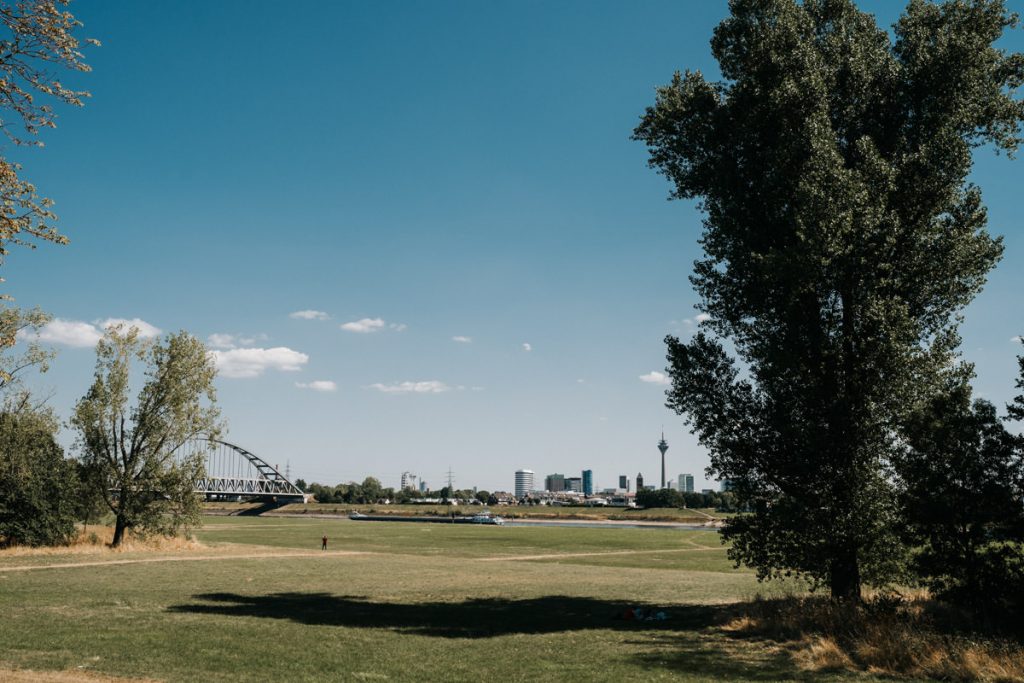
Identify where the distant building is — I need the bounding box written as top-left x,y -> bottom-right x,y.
582,469 -> 594,496
419,480 -> 427,493
701,488 -> 714,495
618,474 -> 628,491
668,481 -> 678,491
679,473 -> 694,493
658,432 -> 669,489
565,477 -> 582,493
544,473 -> 565,492
515,469 -> 535,499
400,472 -> 418,491
636,472 -> 644,491
721,479 -> 735,492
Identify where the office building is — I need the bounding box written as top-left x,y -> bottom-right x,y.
582,469 -> 593,496
544,473 -> 565,492
515,469 -> 534,499
618,474 -> 628,491
679,473 -> 694,493
565,477 -> 582,493
400,471 -> 417,491
636,472 -> 644,490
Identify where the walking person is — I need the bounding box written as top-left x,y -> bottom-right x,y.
321,534 -> 328,551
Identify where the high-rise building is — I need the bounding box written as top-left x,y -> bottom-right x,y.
565,477 -> 582,493
400,472 -> 417,490
544,473 -> 566,492
679,473 -> 694,493
658,432 -> 669,489
618,474 -> 628,491
419,480 -> 427,493
582,469 -> 593,496
721,479 -> 735,492
515,469 -> 534,499
636,472 -> 644,491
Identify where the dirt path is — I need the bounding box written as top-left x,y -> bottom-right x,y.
0,550 -> 371,573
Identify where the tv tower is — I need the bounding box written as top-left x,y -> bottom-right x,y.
658,430 -> 669,489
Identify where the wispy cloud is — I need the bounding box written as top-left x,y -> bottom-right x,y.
206,332 -> 268,350
695,313 -> 711,323
367,380 -> 451,394
522,342 -> 532,352
452,335 -> 472,343
207,333 -> 237,349
211,347 -> 309,379
290,310 -> 330,320
340,318 -> 406,333
296,380 -> 337,392
21,317 -> 162,348
1012,336 -> 1022,344
639,371 -> 671,385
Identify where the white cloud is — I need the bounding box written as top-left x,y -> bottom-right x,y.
212,347 -> 309,379
452,336 -> 472,343
522,342 -> 532,352
99,318 -> 162,338
367,380 -> 451,394
695,313 -> 712,323
390,322 -> 408,332
1012,336 -> 1023,344
341,318 -> 386,333
295,380 -> 337,392
22,317 -> 161,348
639,371 -> 671,385
27,319 -> 103,348
290,310 -> 330,320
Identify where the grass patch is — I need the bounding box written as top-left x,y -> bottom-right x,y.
0,515 -> 980,682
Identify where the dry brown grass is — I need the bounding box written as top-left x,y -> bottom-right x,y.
0,526 -> 202,558
726,594 -> 1024,681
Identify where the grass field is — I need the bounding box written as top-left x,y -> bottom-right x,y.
0,516 -> 894,682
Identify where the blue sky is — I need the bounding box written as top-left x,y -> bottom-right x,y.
7,0 -> 1024,493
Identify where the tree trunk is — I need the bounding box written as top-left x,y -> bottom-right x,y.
830,550 -> 862,602
112,515 -> 128,548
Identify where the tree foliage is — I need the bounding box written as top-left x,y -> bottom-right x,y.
898,379 -> 1024,613
0,402 -> 79,546
73,327 -> 219,547
0,0 -> 96,270
634,0 -> 1024,599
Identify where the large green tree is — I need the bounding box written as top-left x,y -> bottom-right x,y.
634,0 -> 1024,599
73,327 -> 220,547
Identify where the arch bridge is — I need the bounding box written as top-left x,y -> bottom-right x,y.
178,438 -> 310,503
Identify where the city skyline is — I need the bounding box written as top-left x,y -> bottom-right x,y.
7,0 -> 1024,493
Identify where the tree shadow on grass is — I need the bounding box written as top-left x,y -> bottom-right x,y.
170,592 -> 717,639
170,593 -> 858,679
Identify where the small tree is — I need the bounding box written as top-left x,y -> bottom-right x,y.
0,402 -> 79,546
899,379 -> 1024,612
73,327 -> 220,547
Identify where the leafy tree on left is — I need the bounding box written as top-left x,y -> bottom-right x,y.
0,404 -> 79,546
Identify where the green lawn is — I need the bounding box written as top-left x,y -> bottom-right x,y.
0,516 -> 882,682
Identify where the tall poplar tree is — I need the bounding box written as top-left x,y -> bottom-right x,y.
634,0 -> 1024,599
